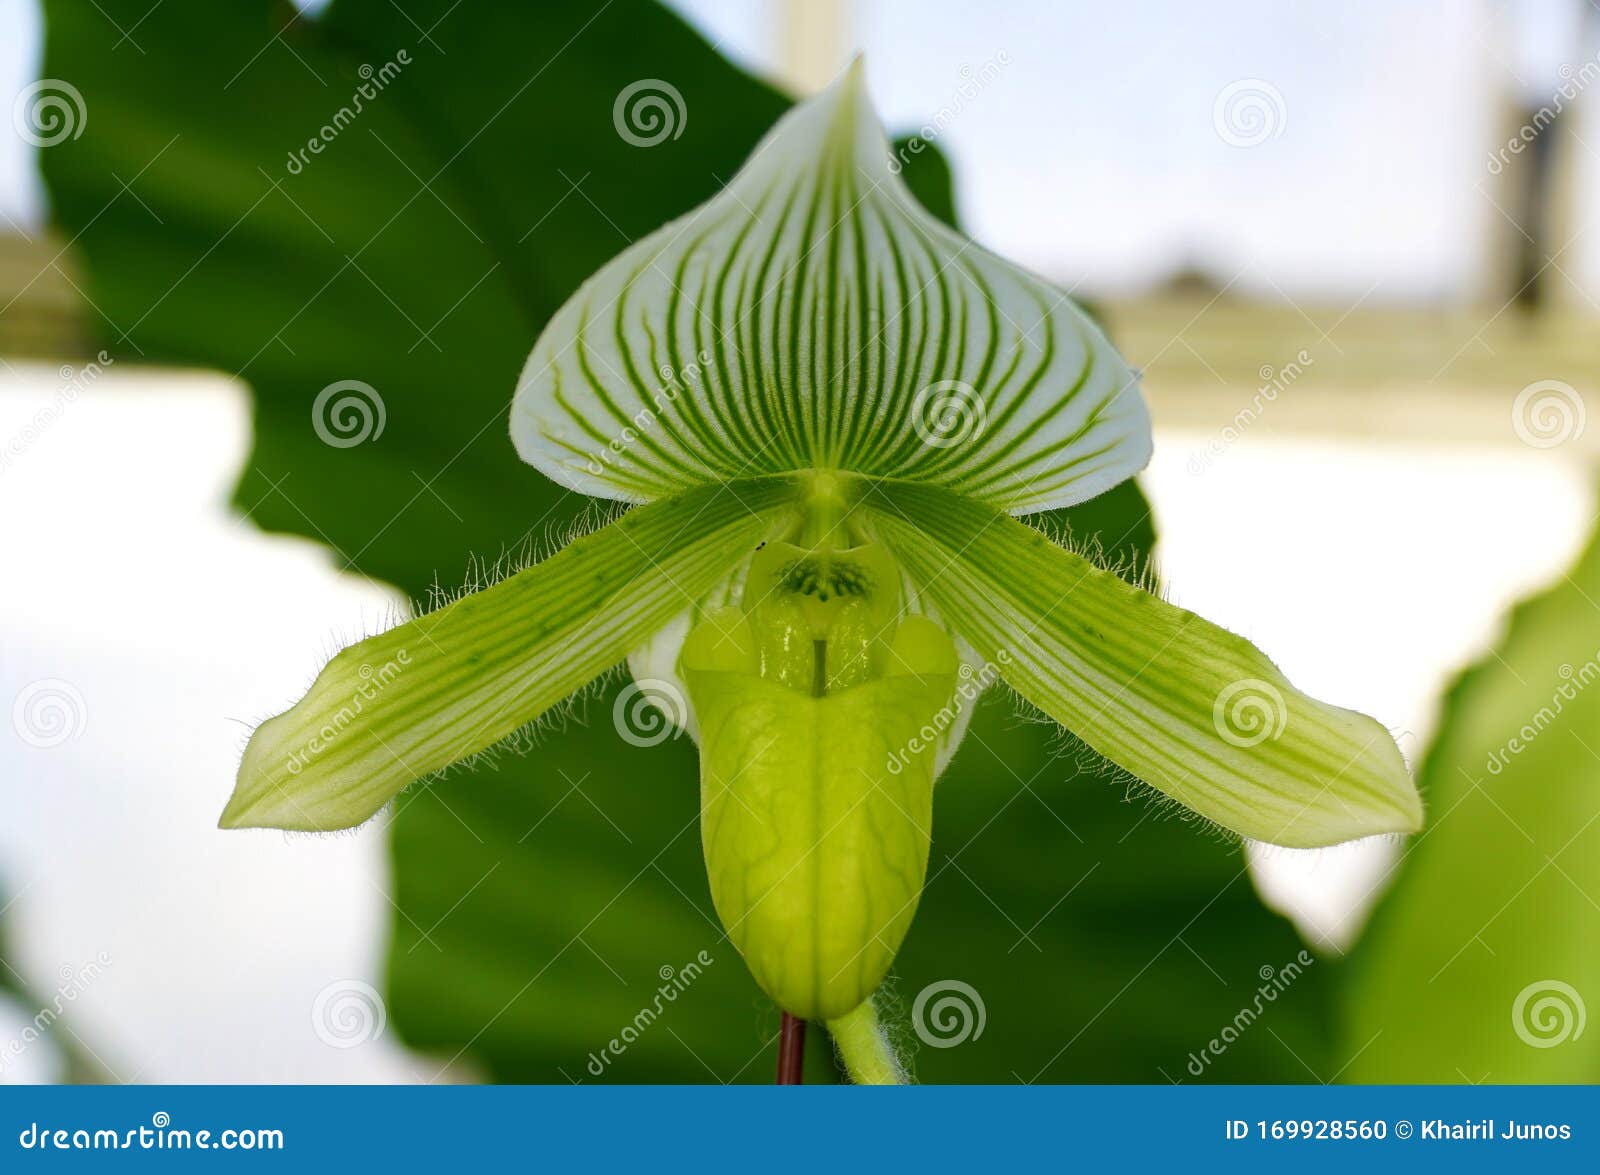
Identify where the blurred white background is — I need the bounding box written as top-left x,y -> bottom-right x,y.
1,0 -> 1596,1081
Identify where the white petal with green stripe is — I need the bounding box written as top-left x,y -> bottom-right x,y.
511,60 -> 1150,515
857,480 -> 1422,848
221,480 -> 798,831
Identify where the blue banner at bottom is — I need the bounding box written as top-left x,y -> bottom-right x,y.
2,1085 -> 1594,1171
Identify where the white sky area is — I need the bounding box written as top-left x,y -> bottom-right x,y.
0,0 -> 1597,1081
2,0 -> 1598,298
671,0 -> 1600,301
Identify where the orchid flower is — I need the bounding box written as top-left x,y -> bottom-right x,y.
221,62 -> 1421,1082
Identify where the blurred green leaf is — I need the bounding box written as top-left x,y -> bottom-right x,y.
42,0 -> 1329,1082
0,889 -> 104,1082
1341,517 -> 1600,1083
0,894 -> 20,1004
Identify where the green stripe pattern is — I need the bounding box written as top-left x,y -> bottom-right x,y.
858,479 -> 1422,848
511,61 -> 1150,516
223,479 -> 799,830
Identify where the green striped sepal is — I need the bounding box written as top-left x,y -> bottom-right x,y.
510,59 -> 1150,516
856,479 -> 1423,848
221,479 -> 798,831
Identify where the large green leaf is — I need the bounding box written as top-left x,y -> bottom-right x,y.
1340,514 -> 1600,1083
42,0 -> 1331,1082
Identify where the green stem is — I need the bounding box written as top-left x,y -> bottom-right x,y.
826,996 -> 906,1085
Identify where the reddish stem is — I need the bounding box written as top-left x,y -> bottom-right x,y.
776,1011 -> 806,1084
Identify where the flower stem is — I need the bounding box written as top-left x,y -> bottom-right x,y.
776,1012 -> 807,1084
827,996 -> 907,1084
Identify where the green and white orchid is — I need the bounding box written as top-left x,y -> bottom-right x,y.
221,62 -> 1421,1079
